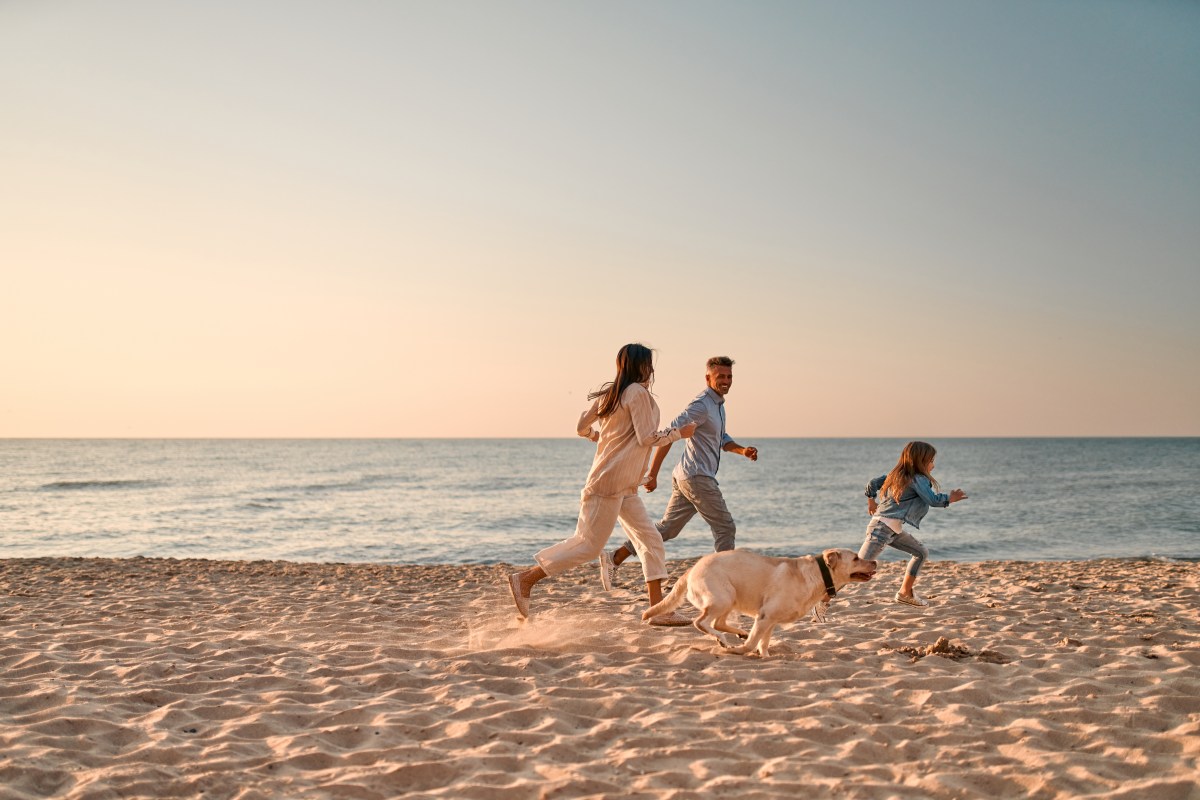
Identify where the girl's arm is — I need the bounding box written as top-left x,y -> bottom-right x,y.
625,385 -> 684,448
864,475 -> 886,500
864,475 -> 885,515
911,474 -> 951,508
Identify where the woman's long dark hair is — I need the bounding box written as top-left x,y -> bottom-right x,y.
588,343 -> 655,418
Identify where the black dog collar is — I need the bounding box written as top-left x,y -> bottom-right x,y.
816,554 -> 837,599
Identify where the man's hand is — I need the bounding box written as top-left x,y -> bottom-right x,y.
741,446 -> 758,461
867,498 -> 878,515
645,475 -> 658,493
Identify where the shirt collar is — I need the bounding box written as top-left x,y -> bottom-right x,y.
704,386 -> 725,405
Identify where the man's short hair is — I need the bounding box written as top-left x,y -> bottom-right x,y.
706,356 -> 734,371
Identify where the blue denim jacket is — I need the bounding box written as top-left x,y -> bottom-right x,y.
865,474 -> 950,529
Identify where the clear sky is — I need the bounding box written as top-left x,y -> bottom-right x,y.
2,1 -> 1197,437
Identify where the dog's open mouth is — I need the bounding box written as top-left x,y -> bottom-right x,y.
849,568 -> 876,582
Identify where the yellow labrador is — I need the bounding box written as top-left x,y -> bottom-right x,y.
642,548 -> 876,657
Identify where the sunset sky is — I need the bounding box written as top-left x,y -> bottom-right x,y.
2,2 -> 1197,437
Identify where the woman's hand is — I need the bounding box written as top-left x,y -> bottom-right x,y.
679,422 -> 698,439
950,488 -> 968,503
867,498 -> 878,515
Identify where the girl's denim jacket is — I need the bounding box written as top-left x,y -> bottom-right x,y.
865,474 -> 950,529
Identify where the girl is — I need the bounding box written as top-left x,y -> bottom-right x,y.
860,441 -> 967,607
508,344 -> 697,624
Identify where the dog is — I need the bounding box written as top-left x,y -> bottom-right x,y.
642,548 -> 877,657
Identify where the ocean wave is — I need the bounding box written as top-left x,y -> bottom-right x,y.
39,480 -> 161,491
459,477 -> 540,492
462,514 -> 576,533
267,477 -> 410,494
1132,554 -> 1200,564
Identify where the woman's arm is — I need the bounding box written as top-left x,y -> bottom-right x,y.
625,385 -> 684,447
577,399 -> 601,442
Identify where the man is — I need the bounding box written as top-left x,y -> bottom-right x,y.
600,356 -> 758,590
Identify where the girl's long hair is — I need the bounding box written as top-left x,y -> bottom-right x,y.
588,343 -> 655,418
881,441 -> 940,502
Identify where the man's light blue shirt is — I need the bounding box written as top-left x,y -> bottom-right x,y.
669,387 -> 734,482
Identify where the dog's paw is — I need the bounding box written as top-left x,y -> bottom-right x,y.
717,632 -> 742,649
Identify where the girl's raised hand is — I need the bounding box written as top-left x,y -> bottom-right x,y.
950,488 -> 968,503
679,422 -> 698,439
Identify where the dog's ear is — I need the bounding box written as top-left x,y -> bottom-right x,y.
824,549 -> 840,568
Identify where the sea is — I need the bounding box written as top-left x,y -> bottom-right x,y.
2,439 -> 1197,566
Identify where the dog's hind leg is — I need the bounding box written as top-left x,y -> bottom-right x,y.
641,570 -> 691,622
693,608 -> 742,650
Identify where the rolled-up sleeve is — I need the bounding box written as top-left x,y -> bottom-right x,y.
670,398 -> 707,430
577,399 -> 600,438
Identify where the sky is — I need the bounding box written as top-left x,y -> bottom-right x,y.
2,1 -> 1197,438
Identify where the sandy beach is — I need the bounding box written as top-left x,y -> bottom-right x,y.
1,556 -> 1197,800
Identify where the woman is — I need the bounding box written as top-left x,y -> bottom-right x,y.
508,343 -> 696,624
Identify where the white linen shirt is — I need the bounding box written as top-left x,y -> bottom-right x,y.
577,383 -> 682,499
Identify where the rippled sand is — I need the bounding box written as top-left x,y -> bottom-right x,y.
1,556 -> 1197,799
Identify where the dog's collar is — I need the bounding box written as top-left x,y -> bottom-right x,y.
816,554 -> 837,599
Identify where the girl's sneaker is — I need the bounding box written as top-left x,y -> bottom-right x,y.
895,592 -> 928,607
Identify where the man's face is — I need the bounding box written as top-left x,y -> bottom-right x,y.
706,365 -> 733,396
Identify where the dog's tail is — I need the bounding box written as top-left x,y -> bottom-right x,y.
641,569 -> 690,621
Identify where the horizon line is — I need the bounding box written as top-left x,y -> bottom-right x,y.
3,435 -> 1198,441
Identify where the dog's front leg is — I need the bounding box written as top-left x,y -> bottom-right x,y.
716,632 -> 743,649
713,612 -> 749,640
729,617 -> 775,657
